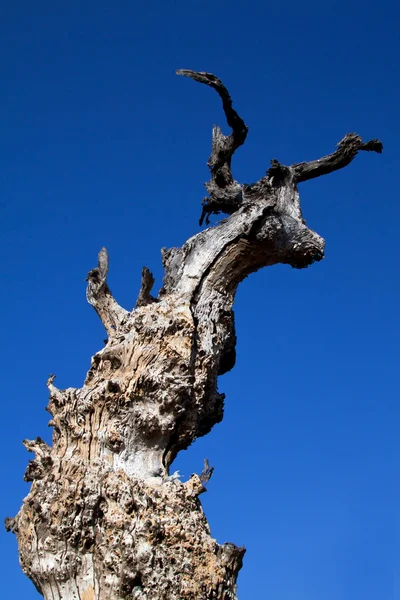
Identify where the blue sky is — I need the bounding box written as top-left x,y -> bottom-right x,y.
1,1 -> 398,598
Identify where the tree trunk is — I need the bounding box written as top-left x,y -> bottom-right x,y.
6,70 -> 382,600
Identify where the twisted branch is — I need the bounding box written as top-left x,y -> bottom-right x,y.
177,70 -> 248,225
292,133 -> 383,183
178,71 -> 383,223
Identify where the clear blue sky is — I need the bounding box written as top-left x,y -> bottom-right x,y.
1,2 -> 398,598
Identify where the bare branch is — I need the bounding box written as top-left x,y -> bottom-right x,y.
177,70 -> 248,225
292,133 -> 383,183
86,247 -> 129,337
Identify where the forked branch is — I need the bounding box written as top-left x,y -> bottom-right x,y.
178,71 -> 383,224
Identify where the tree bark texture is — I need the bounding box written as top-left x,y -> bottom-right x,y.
7,70 -> 382,600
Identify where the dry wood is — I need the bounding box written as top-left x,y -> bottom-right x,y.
7,70 -> 382,600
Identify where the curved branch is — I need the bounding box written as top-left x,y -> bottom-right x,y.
292,133 -> 383,183
176,70 -> 247,142
177,70 -> 248,225
86,247 -> 129,337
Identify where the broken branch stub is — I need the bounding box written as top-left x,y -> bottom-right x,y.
86,247 -> 129,337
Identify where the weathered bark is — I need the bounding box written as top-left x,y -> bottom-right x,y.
7,70 -> 382,600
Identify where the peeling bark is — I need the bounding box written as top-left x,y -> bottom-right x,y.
7,70 -> 382,599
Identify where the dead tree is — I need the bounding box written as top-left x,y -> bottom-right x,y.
6,70 -> 382,600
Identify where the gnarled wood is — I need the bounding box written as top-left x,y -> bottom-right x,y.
7,69 -> 382,600
292,133 -> 383,183
177,69 -> 248,225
